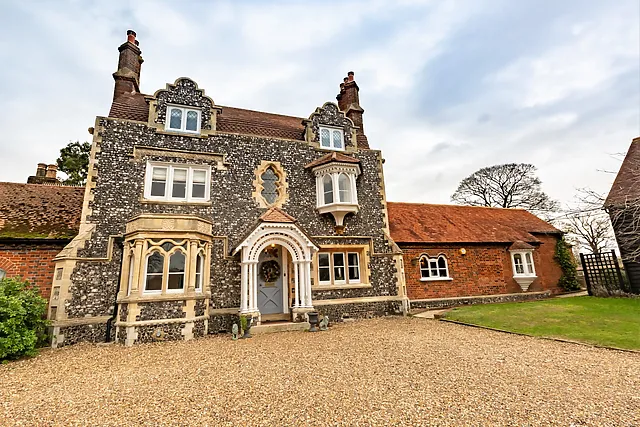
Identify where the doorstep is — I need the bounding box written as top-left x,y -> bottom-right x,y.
251,321 -> 310,335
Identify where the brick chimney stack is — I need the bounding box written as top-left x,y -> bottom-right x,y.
36,163 -> 47,177
45,165 -> 58,179
113,30 -> 144,101
336,71 -> 369,149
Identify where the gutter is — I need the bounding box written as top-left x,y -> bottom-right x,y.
105,237 -> 125,343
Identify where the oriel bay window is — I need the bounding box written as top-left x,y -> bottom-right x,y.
144,162 -> 211,202
315,247 -> 367,287
121,237 -> 211,297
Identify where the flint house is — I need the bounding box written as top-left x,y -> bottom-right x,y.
38,30 -> 564,347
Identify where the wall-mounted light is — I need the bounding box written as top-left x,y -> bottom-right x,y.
460,248 -> 467,255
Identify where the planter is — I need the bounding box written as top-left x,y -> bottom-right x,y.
308,311 -> 319,332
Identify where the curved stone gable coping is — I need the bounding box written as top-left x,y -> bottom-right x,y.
149,77 -> 220,133
304,102 -> 357,151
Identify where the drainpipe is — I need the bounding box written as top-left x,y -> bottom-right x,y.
105,238 -> 125,342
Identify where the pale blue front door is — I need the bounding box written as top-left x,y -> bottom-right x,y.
257,246 -> 284,315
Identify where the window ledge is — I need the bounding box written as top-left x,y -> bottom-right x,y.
312,283 -> 371,291
420,277 -> 453,282
118,292 -> 210,304
156,129 -> 206,138
140,198 -> 211,206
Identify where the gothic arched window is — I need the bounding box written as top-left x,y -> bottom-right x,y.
261,166 -> 279,205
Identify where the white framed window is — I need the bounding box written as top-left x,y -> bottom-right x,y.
144,251 -> 164,293
144,162 -> 211,203
319,126 -> 344,150
419,255 -> 450,281
195,253 -> 204,292
165,105 -> 201,134
511,251 -> 536,277
0,268 -> 5,280
318,172 -> 357,207
167,251 -> 186,292
316,250 -> 363,286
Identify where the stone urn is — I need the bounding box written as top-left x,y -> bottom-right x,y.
308,311 -> 320,332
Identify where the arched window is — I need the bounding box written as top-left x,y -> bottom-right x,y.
419,255 -> 450,280
127,253 -> 134,296
167,251 -> 186,292
261,166 -> 279,205
145,251 -> 164,292
338,173 -> 351,203
511,251 -> 536,276
323,175 -> 334,205
0,268 -> 5,280
195,253 -> 204,292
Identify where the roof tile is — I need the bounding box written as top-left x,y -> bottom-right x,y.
0,183 -> 84,239
388,202 -> 561,244
304,152 -> 361,169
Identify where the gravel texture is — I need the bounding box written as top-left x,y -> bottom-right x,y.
1,317 -> 639,426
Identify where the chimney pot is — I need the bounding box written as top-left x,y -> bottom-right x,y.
347,71 -> 354,82
343,77 -> 349,83
127,30 -> 136,44
45,164 -> 58,179
36,163 -> 47,177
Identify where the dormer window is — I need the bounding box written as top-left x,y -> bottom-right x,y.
319,126 -> 344,151
165,105 -> 201,133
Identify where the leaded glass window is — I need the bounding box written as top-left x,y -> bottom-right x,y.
338,173 -> 350,203
323,175 -> 333,204
318,126 -> 344,150
186,110 -> 198,131
261,167 -> 279,204
321,129 -> 331,147
169,108 -> 182,129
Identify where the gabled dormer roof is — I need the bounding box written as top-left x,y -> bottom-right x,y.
259,207 -> 296,223
304,152 -> 360,169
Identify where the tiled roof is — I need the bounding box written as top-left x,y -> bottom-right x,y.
304,152 -> 361,169
260,207 -> 296,223
0,183 -> 84,239
217,106 -> 306,141
108,93 -> 150,122
509,241 -> 536,250
107,95 -> 308,141
605,136 -> 640,206
387,202 -> 561,244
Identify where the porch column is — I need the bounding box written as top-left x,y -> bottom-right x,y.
253,262 -> 259,311
293,261 -> 300,308
304,260 -> 313,308
248,262 -> 254,312
240,261 -> 248,313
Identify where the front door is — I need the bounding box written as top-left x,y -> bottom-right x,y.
257,245 -> 284,315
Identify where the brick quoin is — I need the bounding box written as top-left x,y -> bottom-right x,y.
400,239 -> 562,300
0,243 -> 66,301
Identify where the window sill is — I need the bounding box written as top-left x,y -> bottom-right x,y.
118,292 -> 210,304
140,198 -> 211,206
156,129 -> 206,138
312,283 -> 371,291
419,277 -> 453,282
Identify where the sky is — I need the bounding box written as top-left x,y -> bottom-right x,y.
0,0 -> 638,208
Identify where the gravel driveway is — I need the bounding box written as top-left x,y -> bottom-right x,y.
1,317 -> 639,426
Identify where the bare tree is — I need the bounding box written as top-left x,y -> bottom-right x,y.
451,163 -> 559,217
563,211 -> 614,254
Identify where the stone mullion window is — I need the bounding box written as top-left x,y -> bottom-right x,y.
253,161 -> 288,208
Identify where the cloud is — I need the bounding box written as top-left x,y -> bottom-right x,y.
0,0 -> 637,212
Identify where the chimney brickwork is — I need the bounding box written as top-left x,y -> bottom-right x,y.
337,71 -> 369,149
28,163 -> 59,184
112,30 -> 144,100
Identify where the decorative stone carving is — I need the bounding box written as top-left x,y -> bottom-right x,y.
252,160 -> 289,208
152,77 -> 219,132
320,315 -> 329,331
305,102 -> 356,150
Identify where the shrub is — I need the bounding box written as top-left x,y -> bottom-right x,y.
0,277 -> 49,361
554,237 -> 581,292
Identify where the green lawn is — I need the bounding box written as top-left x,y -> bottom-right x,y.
443,296 -> 640,350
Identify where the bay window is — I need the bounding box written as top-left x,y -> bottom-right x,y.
509,249 -> 537,291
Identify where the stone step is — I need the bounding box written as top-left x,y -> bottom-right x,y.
251,321 -> 310,335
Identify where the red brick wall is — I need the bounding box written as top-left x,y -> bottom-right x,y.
400,238 -> 562,300
0,242 -> 66,301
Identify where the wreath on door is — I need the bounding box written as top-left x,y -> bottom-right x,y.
260,260 -> 281,282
